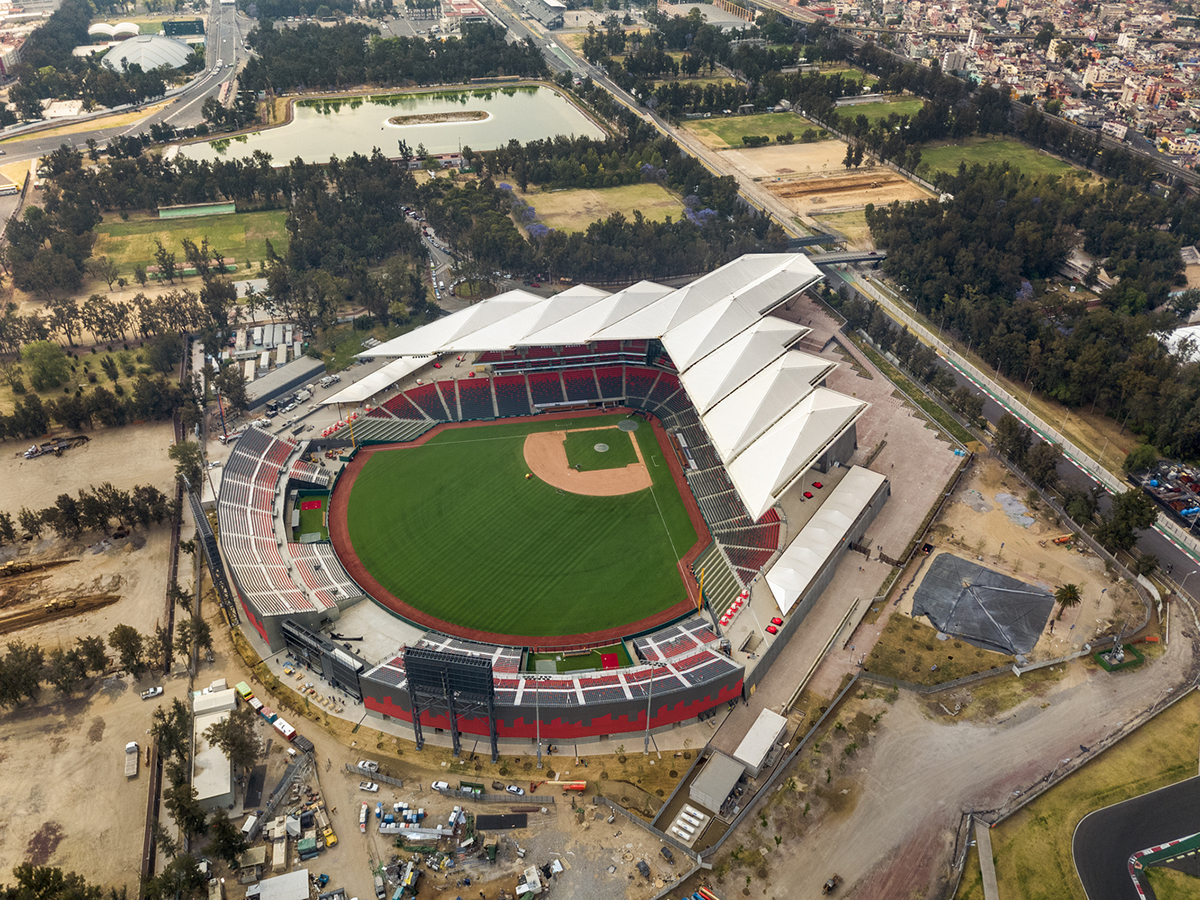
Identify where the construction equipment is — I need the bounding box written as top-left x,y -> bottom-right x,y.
823,874 -> 842,894
529,781 -> 545,794
1053,534 -> 1074,544
531,780 -> 587,793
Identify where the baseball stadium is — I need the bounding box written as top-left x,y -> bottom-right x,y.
212,254 -> 891,755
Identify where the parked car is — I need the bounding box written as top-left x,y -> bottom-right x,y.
431,780 -> 450,791
358,760 -> 380,773
505,784 -> 525,796
140,686 -> 163,700
359,781 -> 380,792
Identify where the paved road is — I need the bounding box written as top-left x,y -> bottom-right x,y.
1073,773 -> 1200,900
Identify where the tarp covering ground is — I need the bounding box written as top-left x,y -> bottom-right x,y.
911,553 -> 1053,655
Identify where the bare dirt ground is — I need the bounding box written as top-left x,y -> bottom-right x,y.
1,420 -> 177,511
0,519 -> 180,892
766,165 -> 933,216
899,458 -> 1142,659
720,141 -> 846,178
703,598 -> 1198,900
523,428 -> 650,496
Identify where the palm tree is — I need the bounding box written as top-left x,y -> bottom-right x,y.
1055,583 -> 1082,620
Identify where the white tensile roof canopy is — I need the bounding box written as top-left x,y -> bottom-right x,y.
358,253 -> 865,520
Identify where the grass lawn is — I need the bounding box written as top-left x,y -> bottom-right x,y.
92,210 -> 289,279
295,497 -> 329,540
345,414 -> 697,636
812,209 -> 872,249
1145,868 -> 1200,899
865,613 -> 1012,685
562,426 -> 638,470
518,183 -> 685,233
0,343 -> 159,417
526,643 -> 632,672
959,689 -> 1200,900
837,98 -> 924,124
920,138 -> 1082,179
683,112 -> 806,148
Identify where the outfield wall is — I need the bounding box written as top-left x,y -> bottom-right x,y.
358,667 -> 743,742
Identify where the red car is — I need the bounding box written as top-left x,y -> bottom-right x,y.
804,491 -> 814,499
771,617 -> 783,626
812,481 -> 823,489
766,625 -> 778,635
530,282 -> 541,288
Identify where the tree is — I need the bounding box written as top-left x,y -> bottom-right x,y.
18,506 -> 43,539
0,639 -> 45,707
107,623 -> 148,677
213,363 -> 249,413
43,647 -> 88,695
21,340 -> 71,390
169,441 -> 203,489
75,635 -> 107,674
0,511 -> 16,544
203,704 -> 262,776
1054,583 -> 1082,620
88,257 -> 120,292
1,865 -> 129,900
993,413 -> 1031,465
1123,444 -> 1159,474
145,854 -> 206,900
1023,441 -> 1062,489
52,493 -> 83,537
162,783 -> 208,843
1096,489 -> 1158,552
151,698 -> 192,765
154,241 -> 178,284
207,808 -> 249,868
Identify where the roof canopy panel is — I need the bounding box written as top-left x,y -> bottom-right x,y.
676,318 -> 807,414
440,287 -> 607,353
725,389 -> 867,519
661,299 -> 760,373
518,281 -> 672,346
359,291 -> 542,358
704,351 -> 837,459
321,357 -> 427,405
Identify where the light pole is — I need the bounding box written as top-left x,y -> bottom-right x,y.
531,674 -> 549,770
643,661 -> 667,756
1180,570 -> 1198,598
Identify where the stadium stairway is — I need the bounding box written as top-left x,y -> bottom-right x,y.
693,542 -> 742,612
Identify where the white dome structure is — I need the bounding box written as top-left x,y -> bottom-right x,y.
89,21 -> 140,38
88,23 -> 115,37
103,34 -> 192,72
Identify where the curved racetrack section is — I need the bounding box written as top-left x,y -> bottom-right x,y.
1072,775 -> 1200,900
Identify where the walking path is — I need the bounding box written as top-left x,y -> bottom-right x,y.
975,818 -> 1000,900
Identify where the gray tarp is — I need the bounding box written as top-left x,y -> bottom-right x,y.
911,554 -> 1053,656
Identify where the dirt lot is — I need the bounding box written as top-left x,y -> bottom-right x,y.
720,141 -> 846,178
0,524 -> 179,893
2,420 -> 177,511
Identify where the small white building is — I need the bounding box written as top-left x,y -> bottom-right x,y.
732,709 -> 789,777
246,869 -> 310,900
193,685 -> 237,810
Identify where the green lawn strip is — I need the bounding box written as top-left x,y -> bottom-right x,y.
953,844 -> 985,900
296,505 -> 328,540
527,643 -> 632,672
685,112 -> 806,147
988,690 -> 1200,900
837,98 -> 924,123
346,415 -> 695,636
1145,867 -> 1200,899
93,210 -> 289,275
562,427 -> 638,470
919,138 -> 1080,178
851,336 -> 973,445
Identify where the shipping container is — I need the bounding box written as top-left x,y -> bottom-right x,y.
294,340 -> 303,359
259,350 -> 271,372
273,718 -> 297,741
274,324 -> 285,347
276,344 -> 287,367
244,359 -> 256,382
259,706 -> 277,723
252,326 -> 263,346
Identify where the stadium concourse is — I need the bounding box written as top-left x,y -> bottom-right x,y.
214,253 -> 892,745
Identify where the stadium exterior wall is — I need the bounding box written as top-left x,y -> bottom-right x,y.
358,670 -> 744,741
745,474 -> 890,691
815,425 -> 858,474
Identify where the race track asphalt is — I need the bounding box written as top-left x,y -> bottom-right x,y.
1072,774 -> 1200,900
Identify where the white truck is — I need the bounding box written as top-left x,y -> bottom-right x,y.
125,741 -> 139,777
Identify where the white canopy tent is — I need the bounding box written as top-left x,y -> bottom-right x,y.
320,357 -> 427,406
765,467 -> 887,614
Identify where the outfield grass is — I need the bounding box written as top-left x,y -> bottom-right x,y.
837,98 -> 924,124
920,138 -> 1081,179
93,210 -> 289,277
562,427 -> 638,470
518,183 -> 685,233
345,415 -> 698,636
527,643 -> 632,672
683,112 -> 805,148
958,690 -> 1200,900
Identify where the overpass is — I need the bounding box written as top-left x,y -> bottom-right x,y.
809,249 -> 886,265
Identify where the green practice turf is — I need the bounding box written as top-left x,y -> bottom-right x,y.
836,98 -> 924,124
919,138 -> 1080,178
562,427 -> 638,471
345,415 -> 697,636
526,643 -> 632,672
295,499 -> 328,540
92,209 -> 289,275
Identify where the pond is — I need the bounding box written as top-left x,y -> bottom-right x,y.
181,85 -> 605,165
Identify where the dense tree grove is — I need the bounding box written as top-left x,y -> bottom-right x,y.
239,21 -> 547,93
241,0 -> 354,19
11,0 -> 195,115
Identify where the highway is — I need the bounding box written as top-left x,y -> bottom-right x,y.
1072,774 -> 1200,900
0,2 -> 250,163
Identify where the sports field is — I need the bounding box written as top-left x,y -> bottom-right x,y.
517,184 -> 685,233
683,112 -> 806,149
562,427 -> 638,470
837,98 -> 924,124
920,138 -> 1080,178
342,415 -> 698,637
92,209 -> 289,275
527,643 -> 632,673
295,495 -> 328,540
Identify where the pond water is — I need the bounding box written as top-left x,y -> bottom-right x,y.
181,86 -> 605,165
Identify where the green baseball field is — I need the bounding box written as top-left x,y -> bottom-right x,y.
342,415 -> 698,637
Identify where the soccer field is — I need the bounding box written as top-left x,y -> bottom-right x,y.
343,415 -> 698,637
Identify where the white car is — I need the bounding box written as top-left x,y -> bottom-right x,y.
358,760 -> 380,773
506,785 -> 525,796
140,686 -> 163,700
430,780 -> 450,791
358,781 -> 380,793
